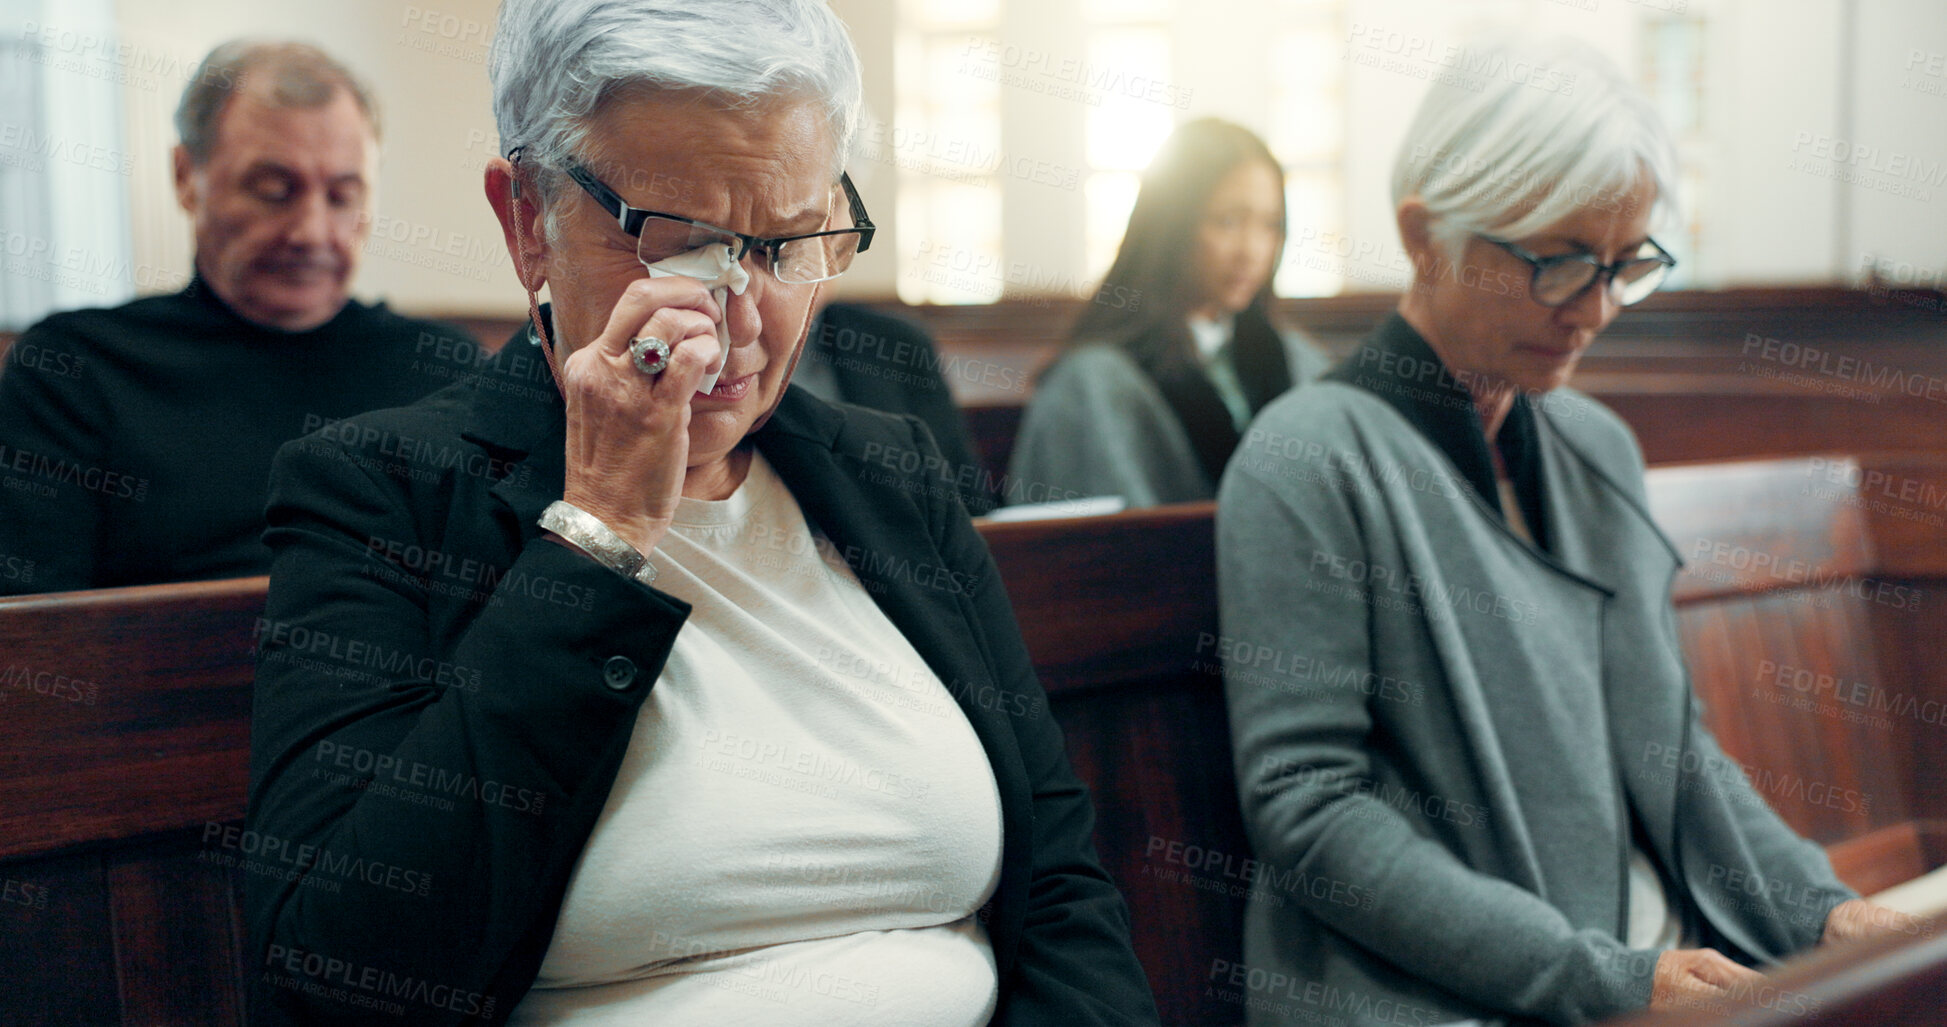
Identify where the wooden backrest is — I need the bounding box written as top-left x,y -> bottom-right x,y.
981,503 -> 1241,1027
0,577 -> 260,1025
1656,457 -> 1909,844
1655,455 -> 1947,845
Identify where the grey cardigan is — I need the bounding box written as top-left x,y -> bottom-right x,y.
1007,331 -> 1329,508
1217,335 -> 1852,1025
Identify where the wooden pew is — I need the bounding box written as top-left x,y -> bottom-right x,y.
0,577 -> 261,1026
980,503 -> 1243,1025
4,453 -> 1946,1025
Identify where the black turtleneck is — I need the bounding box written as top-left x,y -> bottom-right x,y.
0,278 -> 476,593
1325,312 -> 1550,552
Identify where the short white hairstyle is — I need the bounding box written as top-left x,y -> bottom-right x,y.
489,0 -> 863,222
1390,33 -> 1679,262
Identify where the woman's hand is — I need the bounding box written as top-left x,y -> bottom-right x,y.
1649,948 -> 1763,1012
1821,898 -> 1930,944
557,276 -> 723,555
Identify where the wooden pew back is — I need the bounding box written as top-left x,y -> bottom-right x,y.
0,577 -> 259,1025
981,504 -> 1240,1026
1656,457 -> 1916,844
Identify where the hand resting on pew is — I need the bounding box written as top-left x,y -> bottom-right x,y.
1643,906 -> 1941,1019
1645,897 -> 1923,1011
1650,948 -> 1764,1012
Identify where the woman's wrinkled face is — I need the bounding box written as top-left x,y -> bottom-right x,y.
1418,175 -> 1657,397
1190,160 -> 1284,319
540,92 -> 836,471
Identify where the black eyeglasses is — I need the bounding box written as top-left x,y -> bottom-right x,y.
555,160 -> 873,285
1480,235 -> 1677,308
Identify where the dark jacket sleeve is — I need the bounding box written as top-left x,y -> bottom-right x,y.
917,416 -> 1159,1026
244,430 -> 690,1026
0,320 -> 109,594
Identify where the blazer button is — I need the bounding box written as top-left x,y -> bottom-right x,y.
602,655 -> 638,691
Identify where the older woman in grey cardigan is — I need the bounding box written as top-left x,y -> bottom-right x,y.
1218,35 -> 1914,1027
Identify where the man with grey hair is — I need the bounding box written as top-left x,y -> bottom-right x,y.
0,39 -> 472,594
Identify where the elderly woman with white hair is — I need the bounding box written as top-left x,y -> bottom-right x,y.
241,2 -> 1157,1024
1218,35 -> 1914,1026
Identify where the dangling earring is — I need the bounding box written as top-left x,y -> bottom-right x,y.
506,145 -> 566,400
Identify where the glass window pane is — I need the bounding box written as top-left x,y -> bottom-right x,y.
1644,17 -> 1706,136
898,180 -> 1004,304
901,0 -> 998,28
1082,0 -> 1169,21
925,37 -> 1002,143
1084,171 -> 1141,285
1275,172 -> 1352,297
1084,29 -> 1175,171
1268,28 -> 1344,166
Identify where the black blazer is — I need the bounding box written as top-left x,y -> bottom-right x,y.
244,342 -> 1158,1026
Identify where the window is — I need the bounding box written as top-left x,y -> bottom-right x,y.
879,0 -> 1721,305
0,0 -> 136,330
893,0 -> 1005,303
1267,11 -> 1348,296
1641,13 -> 1709,288
1079,13 -> 1174,283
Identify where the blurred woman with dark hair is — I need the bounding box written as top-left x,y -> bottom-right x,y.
1007,118 -> 1328,508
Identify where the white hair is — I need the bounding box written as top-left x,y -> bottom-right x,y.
1390,32 -> 1679,263
488,0 -> 863,230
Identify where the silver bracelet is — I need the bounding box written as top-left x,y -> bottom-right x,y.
539,500 -> 658,586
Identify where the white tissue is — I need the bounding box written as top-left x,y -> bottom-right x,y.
642,243 -> 751,394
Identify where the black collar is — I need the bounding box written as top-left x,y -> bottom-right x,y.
179,271 -> 368,337
1124,304 -> 1293,486
1326,312 -> 1549,549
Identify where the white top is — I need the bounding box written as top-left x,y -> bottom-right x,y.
1187,312 -> 1233,363
512,453 -> 1005,1026
1189,313 -> 1253,432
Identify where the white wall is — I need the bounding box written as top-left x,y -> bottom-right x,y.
68,0 -> 1947,317
1846,0 -> 1947,290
